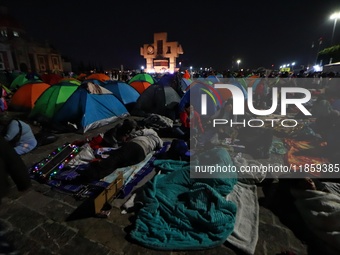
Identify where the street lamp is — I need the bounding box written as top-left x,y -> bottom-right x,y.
236,59 -> 241,70
291,62 -> 295,72
330,12 -> 340,45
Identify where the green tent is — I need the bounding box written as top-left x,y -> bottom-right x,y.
10,73 -> 41,90
29,81 -> 78,123
128,73 -> 155,84
10,73 -> 28,90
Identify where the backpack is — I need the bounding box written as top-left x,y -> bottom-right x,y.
0,119 -> 22,146
10,119 -> 22,146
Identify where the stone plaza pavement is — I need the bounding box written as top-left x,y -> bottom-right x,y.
0,118 -> 325,255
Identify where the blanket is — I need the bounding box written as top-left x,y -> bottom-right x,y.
225,182 -> 259,255
29,141 -> 170,199
130,147 -> 237,250
291,182 -> 340,255
284,139 -> 329,177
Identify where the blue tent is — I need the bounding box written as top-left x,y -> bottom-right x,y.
52,86 -> 129,133
156,73 -> 185,97
226,77 -> 248,100
103,80 -> 140,106
179,82 -> 222,119
82,79 -> 105,86
180,78 -> 192,91
206,75 -> 220,84
157,73 -> 174,87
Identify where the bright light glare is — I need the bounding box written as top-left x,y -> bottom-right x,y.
313,65 -> 322,72
330,12 -> 340,20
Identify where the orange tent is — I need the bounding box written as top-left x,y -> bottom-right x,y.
10,82 -> 50,111
86,73 -> 110,82
129,81 -> 151,94
215,86 -> 232,101
76,73 -> 87,81
246,75 -> 260,88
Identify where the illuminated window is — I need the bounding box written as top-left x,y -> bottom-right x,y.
38,56 -> 46,71
52,57 -> 59,65
52,57 -> 59,70
153,59 -> 169,67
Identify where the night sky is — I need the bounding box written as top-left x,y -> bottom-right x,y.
2,0 -> 340,71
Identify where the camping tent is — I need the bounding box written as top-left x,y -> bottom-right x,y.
132,84 -> 181,119
181,78 -> 192,91
9,73 -> 28,90
9,82 -> 50,111
29,81 -> 79,123
179,81 -> 222,119
41,73 -> 63,85
86,73 -> 110,82
103,80 -> 140,111
129,80 -> 152,94
129,73 -> 155,84
156,73 -> 185,97
214,78 -> 248,101
82,78 -> 105,86
206,75 -> 220,84
59,78 -> 81,85
9,73 -> 41,90
52,86 -> 129,133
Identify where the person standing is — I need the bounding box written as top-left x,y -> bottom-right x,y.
1,118 -> 37,155
178,103 -> 204,139
0,136 -> 31,203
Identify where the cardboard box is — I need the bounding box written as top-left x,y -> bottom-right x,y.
93,172 -> 124,216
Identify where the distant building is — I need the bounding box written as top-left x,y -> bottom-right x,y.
140,32 -> 183,73
0,6 -> 67,74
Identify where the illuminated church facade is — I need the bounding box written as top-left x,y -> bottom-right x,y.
140,32 -> 183,73
0,6 -> 66,74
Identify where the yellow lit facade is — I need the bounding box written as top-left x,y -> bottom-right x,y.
140,32 -> 183,73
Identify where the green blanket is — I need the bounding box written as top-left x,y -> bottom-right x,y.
130,147 -> 237,250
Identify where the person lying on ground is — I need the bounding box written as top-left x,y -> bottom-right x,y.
76,127 -> 163,182
291,177 -> 330,192
101,119 -> 139,148
0,117 -> 37,155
